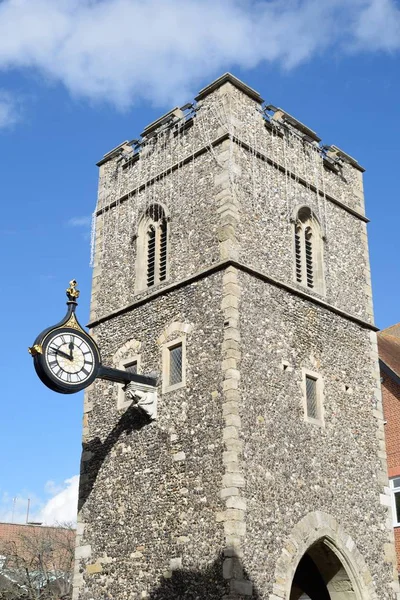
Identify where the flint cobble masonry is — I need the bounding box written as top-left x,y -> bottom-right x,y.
73,74 -> 398,599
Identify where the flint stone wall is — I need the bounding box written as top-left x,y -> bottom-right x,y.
234,145 -> 370,322
76,274 -> 226,599
92,151 -> 221,320
238,272 -> 394,597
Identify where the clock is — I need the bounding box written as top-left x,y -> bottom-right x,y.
29,280 -> 157,397
29,280 -> 101,394
41,328 -> 99,392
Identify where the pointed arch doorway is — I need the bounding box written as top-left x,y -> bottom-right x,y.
290,538 -> 359,600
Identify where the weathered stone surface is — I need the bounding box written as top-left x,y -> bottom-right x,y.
73,74 -> 397,600
85,562 -> 102,574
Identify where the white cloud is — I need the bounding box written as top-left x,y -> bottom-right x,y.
0,476 -> 79,526
39,476 -> 79,525
44,480 -> 65,496
353,0 -> 400,51
0,0 -> 399,114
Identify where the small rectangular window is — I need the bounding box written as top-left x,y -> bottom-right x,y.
305,375 -> 318,420
162,338 -> 186,394
169,344 -> 183,386
302,370 -> 323,426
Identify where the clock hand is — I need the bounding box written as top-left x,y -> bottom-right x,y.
69,340 -> 74,360
50,347 -> 72,361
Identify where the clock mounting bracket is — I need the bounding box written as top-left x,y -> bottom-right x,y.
28,280 -> 157,416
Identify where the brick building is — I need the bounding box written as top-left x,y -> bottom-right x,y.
379,324 -> 400,572
0,522 -> 75,597
72,74 -> 399,599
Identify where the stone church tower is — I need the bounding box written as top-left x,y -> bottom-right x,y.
73,74 -> 399,599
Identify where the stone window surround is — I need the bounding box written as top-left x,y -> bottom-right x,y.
158,321 -> 193,395
389,477 -> 400,527
117,354 -> 142,410
162,337 -> 186,394
113,339 -> 142,410
301,367 -> 324,427
293,205 -> 325,296
135,203 -> 170,293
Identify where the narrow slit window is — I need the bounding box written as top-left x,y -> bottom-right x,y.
293,207 -> 323,294
147,226 -> 156,287
169,344 -> 183,387
159,219 -> 167,282
137,204 -> 169,292
305,375 -> 318,420
305,227 -> 314,288
295,226 -> 302,283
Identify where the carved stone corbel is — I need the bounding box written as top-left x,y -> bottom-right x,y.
124,382 -> 157,420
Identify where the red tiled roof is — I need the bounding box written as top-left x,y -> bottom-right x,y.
0,522 -> 75,570
378,324 -> 400,379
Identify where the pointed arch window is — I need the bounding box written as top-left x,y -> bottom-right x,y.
136,204 -> 169,291
294,207 -> 324,294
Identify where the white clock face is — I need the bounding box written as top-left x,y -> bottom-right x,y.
45,332 -> 95,385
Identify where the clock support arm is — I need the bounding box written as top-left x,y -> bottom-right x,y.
97,365 -> 158,420
97,365 -> 157,388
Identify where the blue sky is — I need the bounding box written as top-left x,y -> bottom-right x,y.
0,0 -> 399,523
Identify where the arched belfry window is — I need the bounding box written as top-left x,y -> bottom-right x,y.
136,204 -> 169,291
294,207 -> 324,294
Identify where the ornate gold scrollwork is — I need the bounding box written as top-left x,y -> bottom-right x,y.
28,344 -> 43,356
64,313 -> 84,332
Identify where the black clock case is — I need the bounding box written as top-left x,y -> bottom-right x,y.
31,302 -> 101,394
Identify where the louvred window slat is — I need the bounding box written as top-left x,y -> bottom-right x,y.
144,205 -> 168,288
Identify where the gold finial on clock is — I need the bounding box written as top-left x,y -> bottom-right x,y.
66,279 -> 80,301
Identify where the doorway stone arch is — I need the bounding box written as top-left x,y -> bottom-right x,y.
269,511 -> 378,600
